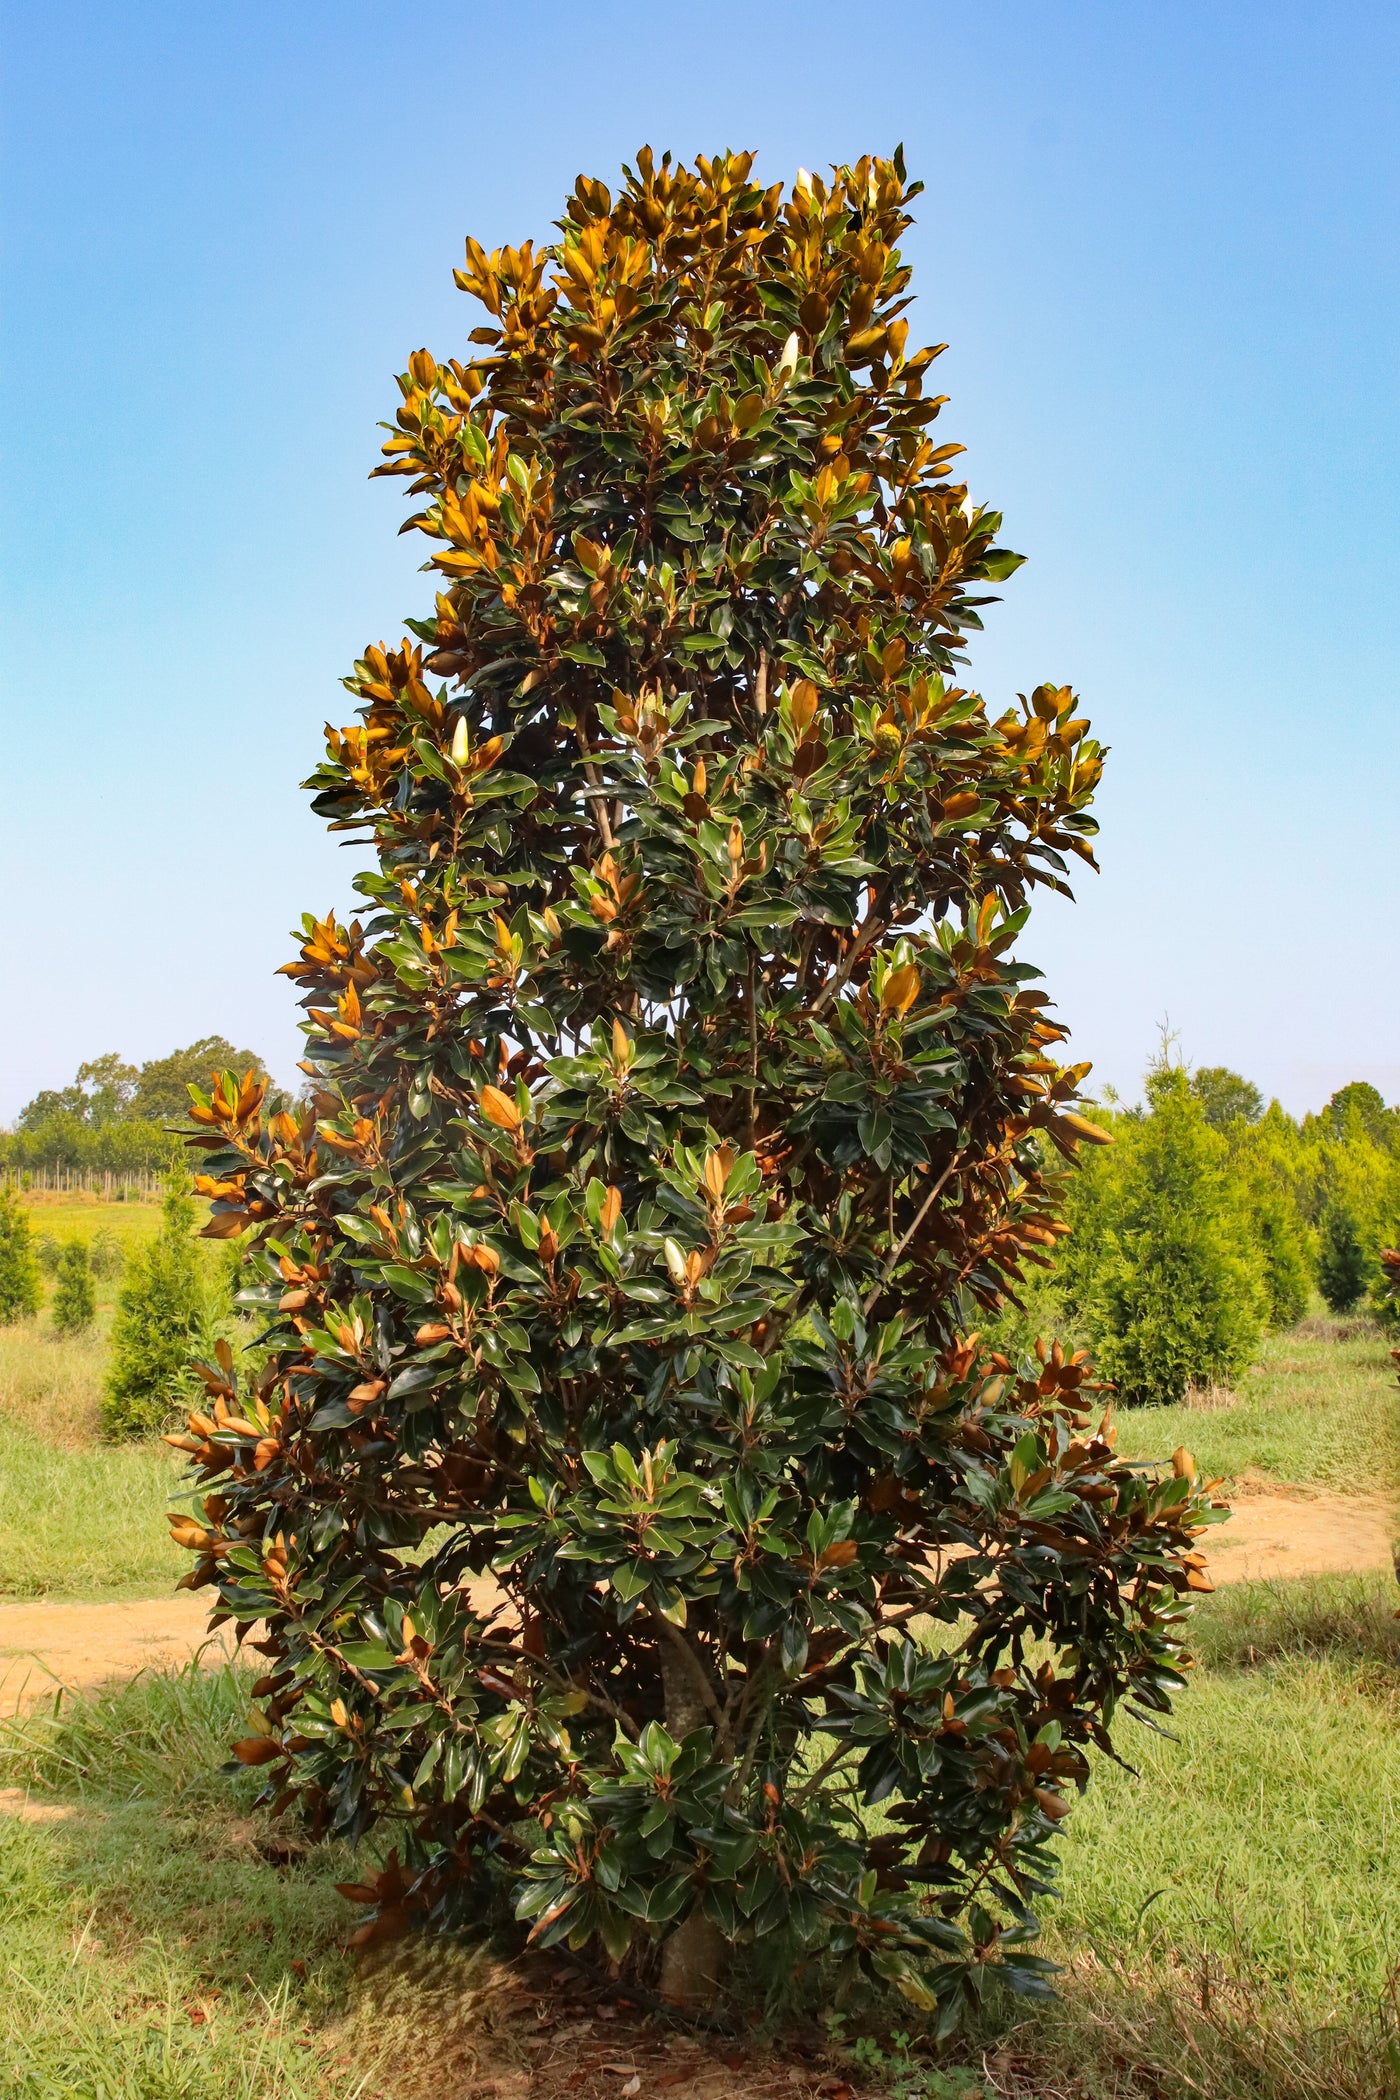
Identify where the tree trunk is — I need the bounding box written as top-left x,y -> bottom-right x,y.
658,1638 -> 726,2011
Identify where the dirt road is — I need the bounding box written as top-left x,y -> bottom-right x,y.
0,1489 -> 1393,1716
0,1590 -> 234,1716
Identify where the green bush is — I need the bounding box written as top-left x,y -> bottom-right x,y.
0,1187 -> 41,1323
50,1242 -> 96,1335
102,1187 -> 206,1436
1064,1064 -> 1266,1402
1317,1201 -> 1368,1313
166,149 -> 1214,2025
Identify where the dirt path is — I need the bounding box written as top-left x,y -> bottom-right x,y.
0,1590 -> 234,1716
1203,1485 -> 1396,1586
0,1490 -> 1392,1718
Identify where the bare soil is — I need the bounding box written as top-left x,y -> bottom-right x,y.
0,1590 -> 233,1715
1202,1484 -> 1396,1586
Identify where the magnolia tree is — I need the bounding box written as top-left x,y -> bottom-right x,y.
171,150 -> 1214,2024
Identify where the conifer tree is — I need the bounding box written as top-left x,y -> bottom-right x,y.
1317,1201 -> 1367,1314
168,151 -> 1214,2019
0,1187 -> 41,1324
104,1187 -> 205,1435
1063,1065 -> 1265,1403
51,1240 -> 96,1335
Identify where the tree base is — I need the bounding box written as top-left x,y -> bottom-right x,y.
659,1904 -> 726,2012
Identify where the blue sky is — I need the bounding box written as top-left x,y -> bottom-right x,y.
2,1 -> 1396,1120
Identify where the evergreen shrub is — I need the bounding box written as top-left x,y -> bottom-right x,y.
104,1188 -> 207,1436
0,1188 -> 41,1324
1317,1202 -> 1368,1315
166,150 -> 1214,2020
50,1241 -> 96,1335
1063,1066 -> 1265,1404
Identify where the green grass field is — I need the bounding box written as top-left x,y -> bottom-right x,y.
19,1193 -> 166,1255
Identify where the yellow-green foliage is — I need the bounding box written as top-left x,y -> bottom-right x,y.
1062,1066 -> 1267,1403
0,1188 -> 42,1324
49,1243 -> 96,1337
1046,1068 -> 1399,1400
102,1188 -> 220,1438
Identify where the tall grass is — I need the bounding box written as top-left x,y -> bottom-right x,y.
0,1314 -> 112,1447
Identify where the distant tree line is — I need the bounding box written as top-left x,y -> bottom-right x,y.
994,1058 -> 1400,1403
0,1039 -> 272,1176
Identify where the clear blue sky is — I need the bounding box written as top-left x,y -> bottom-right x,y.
2,1 -> 1396,1120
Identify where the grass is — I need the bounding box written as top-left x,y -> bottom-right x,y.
0,1415 -> 184,1599
20,1194 -> 167,1260
0,1661 -> 367,2099
0,1312 -> 114,1447
1005,1573 -> 1400,2099
0,1312 -> 188,1598
1110,1318 -> 1400,1495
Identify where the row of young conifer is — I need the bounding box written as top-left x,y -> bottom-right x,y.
992,1059 -> 1400,1404
0,1183 -> 232,1434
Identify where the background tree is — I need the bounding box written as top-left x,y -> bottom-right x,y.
1063,1063 -> 1266,1402
0,1187 -> 41,1323
168,150 -> 1213,2022
1316,1201 -> 1367,1314
1321,1080 -> 1397,1151
1,1037 -> 272,1180
1247,1186 -> 1311,1329
1189,1065 -> 1263,1131
88,1228 -> 125,1282
51,1241 -> 96,1335
104,1186 -> 210,1435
